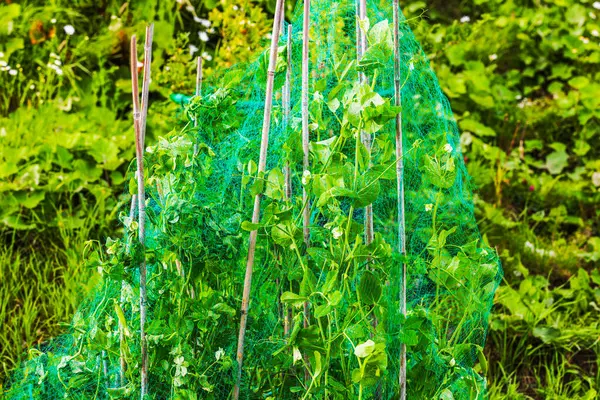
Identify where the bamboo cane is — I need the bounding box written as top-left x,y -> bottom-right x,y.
283,24 -> 293,337
140,24 -> 154,147
301,1 -> 312,381
132,24 -> 154,399
194,57 -> 203,128
119,34 -> 141,388
233,1 -> 285,398
302,1 -> 311,248
392,1 -> 407,399
356,0 -> 374,246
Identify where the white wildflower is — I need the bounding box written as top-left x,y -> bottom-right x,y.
580,36 -> 590,44
198,31 -> 209,42
233,5 -> 240,10
0,52 -> 4,58
29,84 -> 35,90
0,61 -> 7,67
592,29 -> 599,37
51,18 -> 57,24
489,54 -> 497,61
215,348 -> 225,361
54,59 -> 62,66
450,358 -> 456,367
425,203 -> 433,212
332,227 -> 343,240
194,17 -> 212,28
594,2 -> 600,10
460,16 -> 471,23
202,51 -> 212,61
189,44 -> 199,56
8,69 -> 17,76
444,143 -> 453,153
409,62 -> 415,71
63,25 -> 75,35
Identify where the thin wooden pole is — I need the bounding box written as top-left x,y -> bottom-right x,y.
140,24 -> 154,147
120,34 -> 141,389
132,24 -> 153,399
233,1 -> 285,398
301,2 -> 312,383
194,57 -> 203,128
302,0 -> 310,247
393,1 -> 407,399
283,24 -> 293,337
356,0 -> 374,246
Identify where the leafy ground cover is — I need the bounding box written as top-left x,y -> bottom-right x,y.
0,0 -> 599,399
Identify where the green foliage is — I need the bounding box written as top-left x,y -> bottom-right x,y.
400,0 -> 600,397
3,2 -> 502,398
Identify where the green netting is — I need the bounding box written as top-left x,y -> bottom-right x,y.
3,0 -> 501,399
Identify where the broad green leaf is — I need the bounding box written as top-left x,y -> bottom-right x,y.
358,271 -> 382,305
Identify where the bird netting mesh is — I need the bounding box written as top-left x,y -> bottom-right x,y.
3,0 -> 501,399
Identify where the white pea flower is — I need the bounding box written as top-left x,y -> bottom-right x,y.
354,340 -> 375,358
592,30 -> 599,37
54,59 -> 62,66
332,227 -> 343,240
64,25 -> 75,35
594,2 -> 600,10
409,62 -> 415,71
489,54 -> 497,61
9,69 -> 17,76
302,170 -> 311,185
50,18 -> 57,24
189,44 -> 199,56
215,348 -> 225,361
450,358 -> 456,367
199,31 -> 209,42
0,61 -> 7,67
425,204 -> 433,212
460,16 -> 471,23
202,51 -> 213,61
292,346 -> 302,365
30,84 -> 35,90
444,143 -> 453,153
233,5 -> 240,11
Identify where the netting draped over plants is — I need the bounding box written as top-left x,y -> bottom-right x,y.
3,0 -> 501,399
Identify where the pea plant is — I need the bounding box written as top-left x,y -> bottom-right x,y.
4,5 -> 499,400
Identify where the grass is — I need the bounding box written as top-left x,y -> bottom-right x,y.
0,199 -> 118,380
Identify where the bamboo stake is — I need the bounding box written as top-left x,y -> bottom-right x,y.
356,0 -> 374,246
140,24 -> 154,147
301,0 -> 312,379
283,24 -> 293,337
302,1 -> 310,247
194,57 -> 203,128
233,1 -> 285,398
132,24 -> 154,399
119,34 -> 141,388
392,1 -> 407,399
